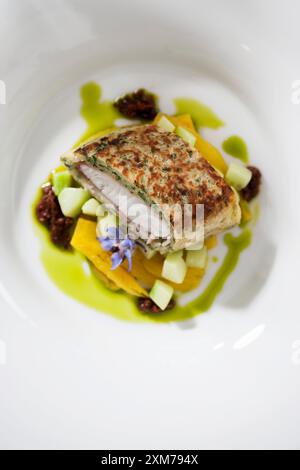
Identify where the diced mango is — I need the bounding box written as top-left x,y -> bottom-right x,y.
240,199 -> 252,227
71,218 -> 148,297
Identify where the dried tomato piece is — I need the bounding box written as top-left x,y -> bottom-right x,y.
36,184 -> 73,248
36,184 -> 53,227
241,166 -> 262,202
50,216 -> 73,248
137,297 -> 176,313
114,89 -> 158,121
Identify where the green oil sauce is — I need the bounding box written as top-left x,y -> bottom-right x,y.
32,199 -> 146,323
41,243 -> 145,323
174,97 -> 224,129
189,230 -> 252,313
74,82 -> 120,147
34,82 -> 254,323
222,136 -> 249,163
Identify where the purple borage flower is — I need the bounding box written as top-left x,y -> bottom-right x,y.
98,227 -> 135,272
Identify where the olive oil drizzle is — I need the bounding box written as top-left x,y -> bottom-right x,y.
222,135 -> 249,164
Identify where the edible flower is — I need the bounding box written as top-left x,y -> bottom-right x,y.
98,227 -> 135,271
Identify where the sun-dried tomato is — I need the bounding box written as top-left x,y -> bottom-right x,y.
114,89 -> 158,120
36,184 -> 73,248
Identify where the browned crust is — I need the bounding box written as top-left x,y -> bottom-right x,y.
75,125 -> 237,223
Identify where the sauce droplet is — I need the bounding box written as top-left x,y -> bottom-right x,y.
190,229 -> 252,313
174,97 -> 224,129
74,82 -> 120,147
222,135 -> 249,164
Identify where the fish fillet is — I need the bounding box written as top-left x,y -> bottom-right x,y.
62,124 -> 241,252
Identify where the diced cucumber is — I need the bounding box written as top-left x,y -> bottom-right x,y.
176,126 -> 196,148
186,246 -> 208,269
82,198 -> 100,217
52,171 -> 72,196
150,280 -> 174,311
58,188 -> 90,218
162,252 -> 187,284
96,205 -> 105,218
185,241 -> 204,251
97,213 -> 118,237
157,116 -> 175,133
225,163 -> 252,191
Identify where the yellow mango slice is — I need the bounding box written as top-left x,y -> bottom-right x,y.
71,218 -> 148,297
154,113 -> 228,174
141,253 -> 204,292
169,267 -> 204,292
92,266 -> 120,291
72,219 -> 203,294
123,248 -> 157,287
205,235 -> 218,250
142,253 -> 165,278
240,199 -> 252,227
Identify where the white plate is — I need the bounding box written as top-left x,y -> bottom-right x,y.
0,0 -> 300,450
